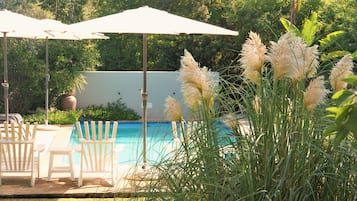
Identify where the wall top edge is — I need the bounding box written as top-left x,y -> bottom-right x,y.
81,71 -> 180,73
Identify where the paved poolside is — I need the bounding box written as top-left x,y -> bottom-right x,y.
0,125 -> 148,198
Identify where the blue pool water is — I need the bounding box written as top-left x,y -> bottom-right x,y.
68,121 -> 232,165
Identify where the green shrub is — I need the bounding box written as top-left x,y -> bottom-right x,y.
23,99 -> 141,124
23,110 -> 82,125
79,99 -> 141,121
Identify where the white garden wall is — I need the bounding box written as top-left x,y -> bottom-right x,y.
76,71 -> 190,120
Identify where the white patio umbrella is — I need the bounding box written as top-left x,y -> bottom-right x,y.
36,19 -> 108,126
70,5 -> 238,166
0,9 -> 44,122
0,10 -> 108,124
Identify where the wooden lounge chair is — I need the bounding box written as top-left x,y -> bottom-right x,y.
75,121 -> 118,187
170,121 -> 235,160
169,120 -> 201,154
0,122 -> 44,187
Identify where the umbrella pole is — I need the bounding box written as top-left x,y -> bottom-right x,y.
2,32 -> 9,122
45,37 -> 49,125
142,33 -> 148,168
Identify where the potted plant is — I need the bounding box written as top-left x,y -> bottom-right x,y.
58,73 -> 87,111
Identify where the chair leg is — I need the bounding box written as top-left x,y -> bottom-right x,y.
78,177 -> 82,187
30,175 -> 35,187
37,153 -> 41,178
78,170 -> 82,187
111,174 -> 114,187
111,163 -> 114,186
78,157 -> 83,187
68,153 -> 75,180
48,152 -> 54,181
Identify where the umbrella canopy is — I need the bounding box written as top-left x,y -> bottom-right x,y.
38,19 -> 108,125
70,6 -> 238,166
0,10 -> 108,123
38,19 -> 108,40
69,6 -> 238,35
0,9 -> 43,36
37,19 -> 108,125
0,9 -> 44,122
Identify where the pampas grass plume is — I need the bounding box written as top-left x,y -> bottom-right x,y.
304,76 -> 329,111
165,96 -> 182,121
269,33 -> 319,81
329,54 -> 353,92
240,31 -> 267,72
179,50 -> 216,111
179,49 -> 205,91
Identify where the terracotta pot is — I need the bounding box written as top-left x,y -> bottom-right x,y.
60,94 -> 77,111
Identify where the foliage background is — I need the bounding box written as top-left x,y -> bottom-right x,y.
0,0 -> 356,115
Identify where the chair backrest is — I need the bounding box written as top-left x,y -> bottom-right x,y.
75,121 -> 118,172
171,120 -> 201,142
0,122 -> 37,171
171,121 -> 179,139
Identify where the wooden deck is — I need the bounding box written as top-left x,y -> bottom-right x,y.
0,125 -> 145,198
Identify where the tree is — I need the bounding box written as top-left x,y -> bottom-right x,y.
280,12 -> 348,61
2,0 -> 356,114
38,0 -> 86,23
4,39 -> 45,113
318,0 -> 357,61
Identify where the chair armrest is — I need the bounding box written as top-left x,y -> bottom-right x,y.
74,144 -> 81,152
114,144 -> 124,153
35,144 -> 46,152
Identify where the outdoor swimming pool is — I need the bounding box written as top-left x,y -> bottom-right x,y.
68,121 -> 232,165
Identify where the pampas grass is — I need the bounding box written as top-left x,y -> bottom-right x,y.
146,34 -> 356,201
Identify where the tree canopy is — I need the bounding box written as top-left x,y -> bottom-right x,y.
0,0 -> 355,114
